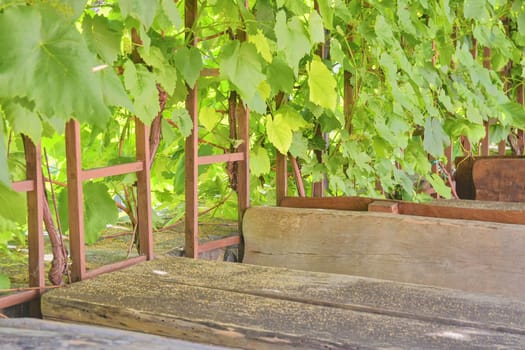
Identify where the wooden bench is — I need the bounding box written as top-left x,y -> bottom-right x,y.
242,206 -> 525,300
41,257 -> 525,349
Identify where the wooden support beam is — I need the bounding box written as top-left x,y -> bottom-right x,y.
275,153 -> 287,206
184,0 -> 199,259
23,137 -> 44,317
82,162 -> 143,181
136,119 -> 153,260
65,120 -> 86,282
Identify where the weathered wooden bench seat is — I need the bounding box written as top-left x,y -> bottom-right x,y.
243,206 -> 525,299
41,257 -> 525,349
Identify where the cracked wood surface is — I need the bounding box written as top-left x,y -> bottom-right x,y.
41,257 -> 525,349
243,206 -> 525,299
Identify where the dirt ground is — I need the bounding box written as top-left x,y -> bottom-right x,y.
1,218 -> 239,289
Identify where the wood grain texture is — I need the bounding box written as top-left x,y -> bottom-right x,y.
41,257 -> 525,349
0,318 -> 227,350
243,206 -> 525,299
473,158 -> 525,202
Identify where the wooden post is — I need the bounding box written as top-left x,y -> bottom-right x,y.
65,120 -> 86,282
23,136 -> 44,316
481,47 -> 491,156
185,0 -> 199,258
276,152 -> 287,206
135,119 -> 153,260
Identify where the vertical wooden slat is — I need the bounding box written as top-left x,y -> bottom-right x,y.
23,137 -> 44,316
65,119 -> 85,282
517,85 -> 525,155
135,119 -> 153,259
237,104 -> 250,225
185,0 -> 199,258
481,47 -> 491,156
276,152 -> 287,205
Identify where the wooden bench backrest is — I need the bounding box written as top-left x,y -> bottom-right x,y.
243,206 -> 525,300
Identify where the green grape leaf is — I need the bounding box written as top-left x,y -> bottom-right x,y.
123,61 -> 160,124
464,0 -> 488,20
173,47 -> 202,87
0,183 -> 27,224
0,274 -> 10,290
274,11 -> 311,75
267,114 -> 292,154
308,56 -> 337,111
423,117 -> 450,157
309,11 -> 325,44
119,0 -> 158,29
250,146 -> 271,176
289,131 -> 309,159
0,6 -> 112,128
82,15 -> 122,64
266,56 -> 294,94
83,182 -> 119,244
171,108 -> 193,137
276,105 -> 309,130
57,183 -> 118,244
219,41 -> 266,103
316,0 -> 334,30
4,102 -> 42,144
501,102 -> 525,129
200,106 -> 221,131
139,46 -> 178,94
248,30 -> 274,63
99,67 -> 134,111
427,174 -> 452,199
161,0 -> 182,29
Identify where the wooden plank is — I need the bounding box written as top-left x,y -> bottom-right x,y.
197,152 -> 244,165
198,235 -> 241,253
280,195 -> 525,225
243,206 -> 525,299
41,257 -> 525,349
280,196 -> 372,211
0,290 -> 38,309
81,161 -> 143,181
84,255 -> 146,279
398,199 -> 525,225
65,120 -> 86,281
473,158 -> 525,202
0,318 -> 228,350
135,120 -> 153,259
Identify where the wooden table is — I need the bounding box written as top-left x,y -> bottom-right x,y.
42,256 -> 525,349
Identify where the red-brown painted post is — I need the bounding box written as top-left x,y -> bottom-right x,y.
65,119 -> 86,282
481,47 -> 491,156
135,119 -> 153,260
23,136 -> 44,316
185,0 -> 199,258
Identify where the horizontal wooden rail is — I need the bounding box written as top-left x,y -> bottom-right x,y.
81,161 -> 144,181
0,290 -> 39,309
11,180 -> 35,193
85,255 -> 147,280
198,235 -> 241,254
280,196 -> 525,226
198,152 -> 244,165
200,68 -> 219,77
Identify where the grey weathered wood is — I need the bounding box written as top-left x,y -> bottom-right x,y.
41,257 -> 525,349
0,318 -> 228,350
243,206 -> 525,299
